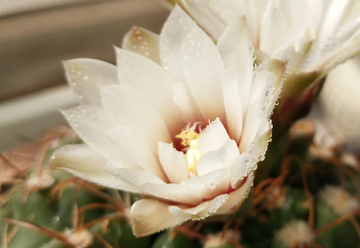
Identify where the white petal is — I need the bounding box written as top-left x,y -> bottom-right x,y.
61,105 -> 137,168
158,142 -> 189,184
63,59 -> 118,106
240,71 -> 274,152
50,144 -> 141,193
173,81 -> 196,122
101,85 -> 171,149
181,0 -> 226,40
160,5 -> 197,82
217,172 -> 254,214
122,27 -> 161,64
169,194 -> 229,220
260,2 -> 289,55
222,67 -> 243,142
180,25 -> 225,121
116,48 -> 184,134
105,166 -> 165,188
142,169 -> 231,205
105,126 -> 166,181
196,139 -> 239,176
131,199 -> 187,237
204,0 -> 243,25
198,118 -> 230,154
232,130 -> 271,189
217,16 -> 253,69
181,169 -> 231,200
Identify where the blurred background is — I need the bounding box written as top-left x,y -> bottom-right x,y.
0,0 -> 169,151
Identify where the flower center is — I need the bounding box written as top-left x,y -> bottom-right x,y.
175,124 -> 202,177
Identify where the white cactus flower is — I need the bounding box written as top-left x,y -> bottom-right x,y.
51,6 -> 285,236
179,0 -> 360,76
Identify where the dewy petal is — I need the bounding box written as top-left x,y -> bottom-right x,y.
217,15 -> 252,69
63,59 -> 118,106
50,144 -> 141,193
260,2 -> 289,55
115,48 -> 184,134
122,27 -> 161,64
142,169 -> 231,205
239,70 -> 274,153
232,130 -> 271,189
131,199 -> 187,237
61,105 -> 138,168
158,142 -> 189,184
181,0 -> 226,40
196,139 -> 239,176
105,166 -> 166,188
105,126 -> 166,181
198,118 -> 230,154
217,172 -> 254,214
169,194 -> 229,220
160,5 -> 197,83
204,0 -> 243,26
180,24 -> 225,121
101,85 -> 172,149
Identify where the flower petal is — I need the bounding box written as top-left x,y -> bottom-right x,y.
181,0 -> 226,40
217,172 -> 254,214
198,118 -> 230,154
141,169 -> 231,205
239,71 -> 274,152
232,130 -> 271,189
131,199 -> 187,237
61,105 -> 137,168
63,59 -> 118,106
180,24 -> 225,121
122,27 -> 161,64
115,47 -> 184,134
196,139 -> 239,176
105,166 -> 166,188
105,126 -> 166,181
50,144 -> 141,193
169,194 -> 229,220
160,5 -> 197,82
101,85 -> 171,149
158,142 -> 189,184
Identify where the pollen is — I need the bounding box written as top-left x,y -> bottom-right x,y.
176,124 -> 202,176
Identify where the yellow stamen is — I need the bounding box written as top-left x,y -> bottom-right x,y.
176,124 -> 202,176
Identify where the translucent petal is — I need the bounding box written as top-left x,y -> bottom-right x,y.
198,118 -> 230,154
116,47 -> 184,134
101,85 -> 172,149
131,199 -> 187,237
122,27 -> 161,64
50,144 -> 141,193
158,142 -> 189,184
196,139 -> 239,176
63,59 -> 118,106
180,26 -> 225,121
